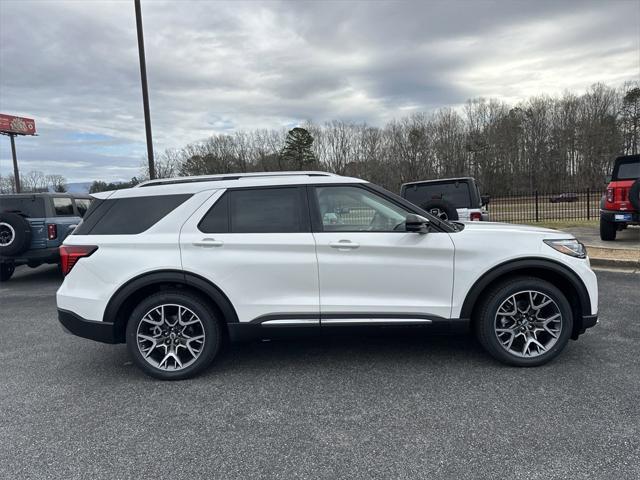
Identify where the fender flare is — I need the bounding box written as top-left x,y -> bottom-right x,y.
104,269 -> 239,342
459,257 -> 591,320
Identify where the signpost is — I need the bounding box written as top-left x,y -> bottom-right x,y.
0,113 -> 37,193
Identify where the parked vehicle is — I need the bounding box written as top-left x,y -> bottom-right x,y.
549,193 -> 579,203
56,171 -> 598,380
599,154 -> 640,241
400,177 -> 489,221
0,193 -> 91,281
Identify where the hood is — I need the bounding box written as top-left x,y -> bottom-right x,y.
456,221 -> 572,236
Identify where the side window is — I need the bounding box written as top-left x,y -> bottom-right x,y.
314,186 -> 409,232
74,199 -> 92,217
73,194 -> 192,235
53,197 -> 74,216
230,187 -> 306,233
198,193 -> 229,233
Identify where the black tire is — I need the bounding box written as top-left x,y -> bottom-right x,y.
421,199 -> 459,221
599,217 -> 617,241
629,179 -> 640,211
0,213 -> 31,256
474,276 -> 573,367
126,290 -> 222,380
0,263 -> 15,282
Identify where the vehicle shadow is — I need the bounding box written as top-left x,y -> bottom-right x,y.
1,264 -> 61,287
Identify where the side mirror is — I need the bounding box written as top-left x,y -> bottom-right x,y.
405,214 -> 429,234
481,195 -> 491,206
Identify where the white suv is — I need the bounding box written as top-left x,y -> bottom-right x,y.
57,172 -> 598,380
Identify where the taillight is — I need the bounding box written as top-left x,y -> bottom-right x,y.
470,212 -> 482,221
59,245 -> 97,276
606,187 -> 614,203
47,224 -> 57,240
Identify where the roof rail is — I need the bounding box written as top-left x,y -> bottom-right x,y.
136,171 -> 336,188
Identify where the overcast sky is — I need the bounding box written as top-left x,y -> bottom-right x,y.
0,0 -> 638,183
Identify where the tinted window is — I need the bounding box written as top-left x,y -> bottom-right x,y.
74,194 -> 192,235
405,182 -> 471,209
315,186 -> 409,232
0,197 -> 46,217
229,188 -> 305,233
53,197 -> 74,216
74,198 -> 92,217
615,162 -> 639,180
198,193 -> 229,233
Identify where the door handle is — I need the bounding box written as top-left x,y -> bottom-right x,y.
329,240 -> 360,250
193,238 -> 224,247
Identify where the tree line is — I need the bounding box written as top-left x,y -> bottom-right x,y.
2,82 -> 638,196
150,82 -> 639,195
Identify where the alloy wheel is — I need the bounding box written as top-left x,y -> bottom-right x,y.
136,304 -> 206,371
494,290 -> 562,358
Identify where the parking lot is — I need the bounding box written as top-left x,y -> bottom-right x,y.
1,265 -> 638,479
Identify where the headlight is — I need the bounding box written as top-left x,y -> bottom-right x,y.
544,239 -> 587,259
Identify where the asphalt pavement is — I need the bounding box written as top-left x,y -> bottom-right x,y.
1,265 -> 638,479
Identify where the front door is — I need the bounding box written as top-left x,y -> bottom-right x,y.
310,185 -> 455,322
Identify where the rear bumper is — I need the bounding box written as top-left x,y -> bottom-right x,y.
58,309 -> 118,344
1,247 -> 59,266
600,209 -> 640,223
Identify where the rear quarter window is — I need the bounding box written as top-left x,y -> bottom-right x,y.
74,198 -> 92,217
73,194 -> 192,235
53,197 -> 75,216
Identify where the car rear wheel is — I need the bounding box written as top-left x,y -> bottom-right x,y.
126,290 -> 221,380
475,277 -> 573,367
0,263 -> 15,282
599,217 -> 616,241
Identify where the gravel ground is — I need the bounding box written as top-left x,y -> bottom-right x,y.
0,265 -> 638,479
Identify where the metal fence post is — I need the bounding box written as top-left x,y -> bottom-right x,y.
535,190 -> 539,222
587,188 -> 591,220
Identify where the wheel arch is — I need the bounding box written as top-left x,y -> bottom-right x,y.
460,258 -> 591,340
104,269 -> 239,343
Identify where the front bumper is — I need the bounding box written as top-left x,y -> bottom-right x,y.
579,314 -> 598,336
58,309 -> 118,344
600,209 -> 640,223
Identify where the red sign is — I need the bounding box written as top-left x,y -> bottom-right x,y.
0,114 -> 36,135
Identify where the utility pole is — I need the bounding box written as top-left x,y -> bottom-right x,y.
134,0 -> 155,179
9,133 -> 21,193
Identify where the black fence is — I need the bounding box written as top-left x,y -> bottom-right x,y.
487,189 -> 604,223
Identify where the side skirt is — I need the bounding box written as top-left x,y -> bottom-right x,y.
227,313 -> 470,343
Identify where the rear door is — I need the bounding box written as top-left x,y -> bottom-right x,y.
180,187 -> 320,327
310,184 -> 455,322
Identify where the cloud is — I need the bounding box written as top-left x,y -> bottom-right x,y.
0,0 -> 638,182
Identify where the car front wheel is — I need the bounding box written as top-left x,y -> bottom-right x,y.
126,290 -> 221,380
475,277 -> 573,367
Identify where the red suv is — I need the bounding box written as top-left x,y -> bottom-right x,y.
600,154 -> 640,241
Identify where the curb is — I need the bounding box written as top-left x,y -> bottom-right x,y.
589,257 -> 640,269
583,243 -> 639,270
